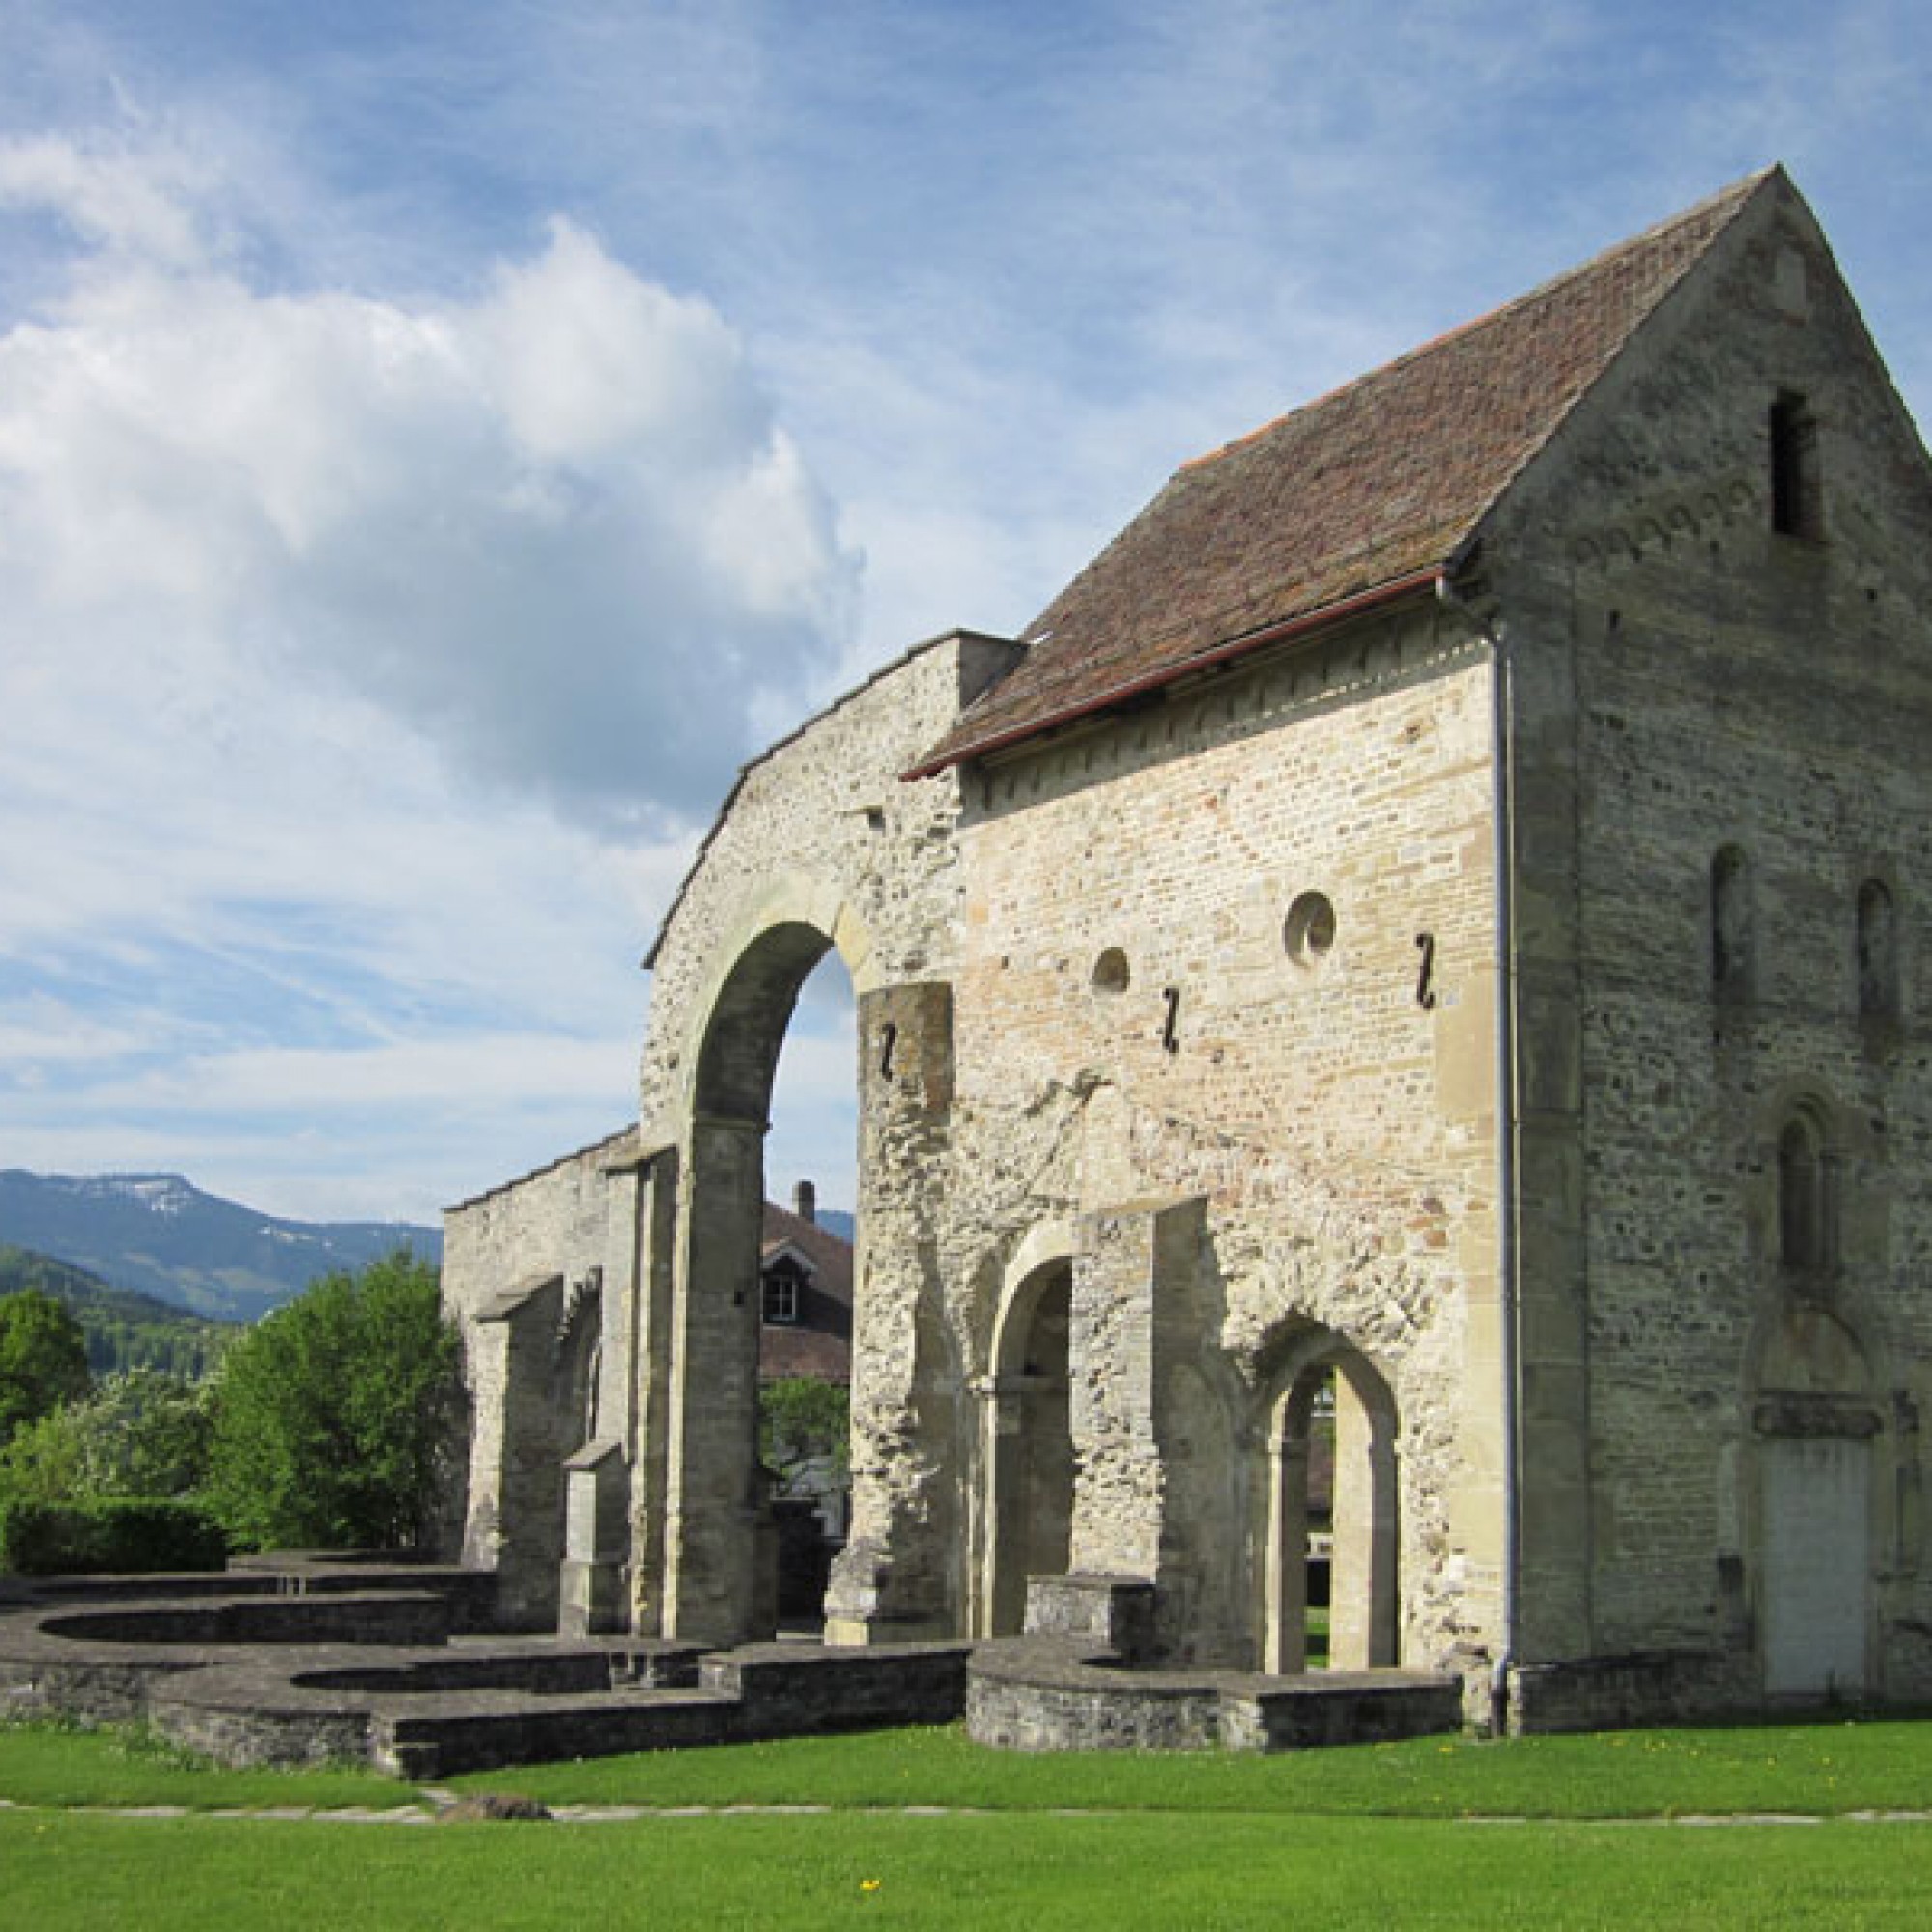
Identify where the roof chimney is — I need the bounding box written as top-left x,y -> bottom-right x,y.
792,1179 -> 816,1224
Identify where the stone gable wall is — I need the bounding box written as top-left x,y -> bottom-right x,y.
1490,177 -> 1932,1693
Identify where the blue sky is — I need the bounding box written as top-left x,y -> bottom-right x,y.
1,0 -> 1927,1224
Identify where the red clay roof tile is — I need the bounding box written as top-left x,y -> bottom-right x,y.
910,170 -> 1773,775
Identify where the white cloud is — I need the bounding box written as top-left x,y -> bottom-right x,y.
0,126 -> 864,1218
0,129 -> 209,266
0,142 -> 858,828
3,3 -> 1927,1231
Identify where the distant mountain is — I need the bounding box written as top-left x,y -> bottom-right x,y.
0,1246 -> 235,1378
814,1208 -> 854,1243
0,1171 -> 443,1324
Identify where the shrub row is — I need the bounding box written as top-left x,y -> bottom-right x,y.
0,1497 -> 229,1575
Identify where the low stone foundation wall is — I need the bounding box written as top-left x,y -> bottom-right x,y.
0,1564 -> 973,1777
38,1591 -> 452,1649
373,1685 -> 745,1779
152,1676 -> 380,1769
967,1637 -> 1463,1753
708,1642 -> 973,1739
1506,1650 -> 1747,1734
969,1641 -> 1221,1750
1220,1672 -> 1463,1751
1,1649 -> 207,1727
7,1559 -> 1476,1771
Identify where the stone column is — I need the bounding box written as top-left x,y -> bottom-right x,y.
1066,1195 -> 1211,1660
1329,1372 -> 1400,1668
825,981 -> 960,1643
559,1438 -> 629,1635
1262,1430 -> 1311,1672
972,1378 -> 1025,1636
460,1273 -> 569,1630
624,1148 -> 678,1636
661,1115 -> 773,1645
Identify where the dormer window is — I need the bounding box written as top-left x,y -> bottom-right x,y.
1770,392 -> 1823,540
760,1248 -> 811,1325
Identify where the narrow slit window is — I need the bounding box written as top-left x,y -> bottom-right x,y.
1777,1111 -> 1834,1279
1711,846 -> 1753,1003
1857,878 -> 1899,1021
1770,393 -> 1823,540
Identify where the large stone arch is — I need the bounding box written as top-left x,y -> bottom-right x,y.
655,896 -> 874,1644
674,876 -> 891,1118
629,634 -> 1019,1646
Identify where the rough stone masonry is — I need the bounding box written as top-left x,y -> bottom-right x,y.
443,166 -> 1932,1732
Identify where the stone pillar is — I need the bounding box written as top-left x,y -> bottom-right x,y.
1329,1372 -> 1400,1668
460,1273 -> 569,1630
661,1115 -> 773,1645
1508,625 -> 1594,1661
973,1378 -> 1025,1637
1066,1195 -> 1211,1661
625,1148 -> 678,1636
559,1438 -> 629,1635
826,981 -> 960,1644
1262,1431 -> 1311,1672
1070,1211 -> 1160,1577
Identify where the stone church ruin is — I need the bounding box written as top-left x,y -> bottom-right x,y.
442,167 -> 1932,1740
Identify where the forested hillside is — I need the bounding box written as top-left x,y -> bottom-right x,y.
0,1170 -> 441,1322
0,1247 -> 235,1378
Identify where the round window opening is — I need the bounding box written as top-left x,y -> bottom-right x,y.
1284,892 -> 1337,967
1091,947 -> 1132,995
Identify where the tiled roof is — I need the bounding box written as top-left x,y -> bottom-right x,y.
757,1197 -> 854,1382
910,170 -> 1773,776
760,1200 -> 855,1299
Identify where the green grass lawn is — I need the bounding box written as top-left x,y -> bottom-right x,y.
6,1807 -> 1931,1930
0,1717 -> 420,1812
447,1717 -> 1932,1820
6,1716 -> 1932,1929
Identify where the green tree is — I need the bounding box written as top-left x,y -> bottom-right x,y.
759,1376 -> 850,1492
0,1290 -> 92,1444
0,1369 -> 214,1508
0,1405 -> 85,1506
203,1251 -> 460,1551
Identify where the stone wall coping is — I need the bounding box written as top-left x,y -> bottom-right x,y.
641,627 -> 1013,971
443,1124 -> 638,1214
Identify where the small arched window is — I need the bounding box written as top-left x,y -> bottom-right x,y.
1711,846 -> 1753,1003
1777,1106 -> 1836,1281
1856,878 -> 1899,1022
